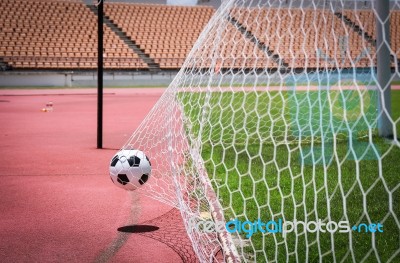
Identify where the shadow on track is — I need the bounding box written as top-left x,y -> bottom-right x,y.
117,225 -> 159,233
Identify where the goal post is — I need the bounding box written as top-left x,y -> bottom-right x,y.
124,0 -> 400,262
375,0 -> 393,138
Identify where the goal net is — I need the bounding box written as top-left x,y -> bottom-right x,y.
124,0 -> 400,262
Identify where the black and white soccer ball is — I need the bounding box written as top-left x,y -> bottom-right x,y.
109,149 -> 152,191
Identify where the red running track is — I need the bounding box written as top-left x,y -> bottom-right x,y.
0,88 -> 197,263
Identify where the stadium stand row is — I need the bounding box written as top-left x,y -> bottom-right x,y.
228,8 -> 379,69
343,10 -> 400,61
0,0 -> 398,71
187,21 -> 279,70
104,3 -> 214,69
0,0 -> 148,70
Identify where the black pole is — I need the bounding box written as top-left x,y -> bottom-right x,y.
97,0 -> 104,149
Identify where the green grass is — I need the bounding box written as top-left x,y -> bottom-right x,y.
179,90 -> 400,262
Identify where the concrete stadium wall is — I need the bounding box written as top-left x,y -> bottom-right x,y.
1,70 -> 398,88
0,71 -> 179,87
83,0 -> 221,8
83,1 -> 399,10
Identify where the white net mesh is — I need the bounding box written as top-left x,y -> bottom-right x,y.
124,0 -> 400,262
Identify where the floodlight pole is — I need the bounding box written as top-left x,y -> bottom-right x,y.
375,0 -> 393,138
97,0 -> 104,149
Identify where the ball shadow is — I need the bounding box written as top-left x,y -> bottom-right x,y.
117,225 -> 159,233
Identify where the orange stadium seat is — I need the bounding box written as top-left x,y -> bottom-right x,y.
0,0 -> 149,70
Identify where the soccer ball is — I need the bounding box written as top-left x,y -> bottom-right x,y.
109,149 -> 152,191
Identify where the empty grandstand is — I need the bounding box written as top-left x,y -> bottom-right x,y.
229,8 -> 376,69
104,3 -> 214,69
341,9 -> 400,66
0,0 -> 148,70
0,0 -> 399,80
